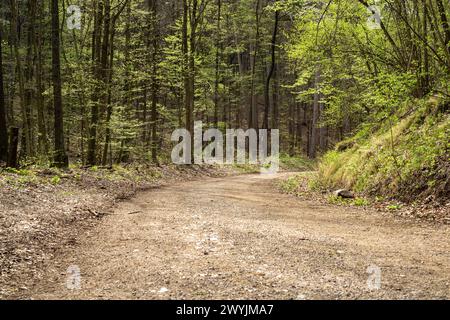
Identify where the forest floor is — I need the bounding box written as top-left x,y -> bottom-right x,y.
8,172 -> 450,300
0,164 -> 240,299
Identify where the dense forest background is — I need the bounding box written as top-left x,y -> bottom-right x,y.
0,0 -> 448,191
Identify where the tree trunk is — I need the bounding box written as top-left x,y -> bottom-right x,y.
436,0 -> 450,51
51,0 -> 68,167
309,69 -> 320,159
11,0 -> 32,157
24,0 -> 37,158
213,0 -> 221,128
249,0 -> 261,130
272,63 -> 279,129
150,0 -> 159,164
100,0 -> 111,109
7,127 -> 19,168
102,7 -> 118,166
0,23 -> 8,162
182,0 -> 192,133
263,10 -> 279,130
87,0 -> 104,165
422,1 -> 430,95
34,0 -> 49,156
288,98 -> 295,156
233,29 -> 244,128
188,0 -> 197,135
118,1 -> 131,163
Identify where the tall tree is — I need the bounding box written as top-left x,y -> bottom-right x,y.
102,0 -> 129,166
10,0 -> 32,157
436,0 -> 450,50
308,69 -> 320,159
249,0 -> 261,130
213,0 -> 221,128
182,0 -> 191,134
24,0 -> 37,158
263,10 -> 279,130
34,1 -> 48,156
0,22 -> 7,162
87,0 -> 105,165
51,0 -> 68,167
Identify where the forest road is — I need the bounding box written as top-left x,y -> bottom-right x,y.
27,173 -> 450,299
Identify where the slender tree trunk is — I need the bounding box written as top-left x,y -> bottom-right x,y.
288,98 -> 294,156
149,0 -> 160,164
118,1 -> 131,163
422,1 -> 430,94
188,0 -> 197,135
182,0 -> 191,133
87,0 -> 104,165
102,8 -> 118,166
7,41 -> 15,125
436,0 -> 450,50
213,0 -> 221,128
51,0 -> 68,167
263,10 -> 279,130
272,63 -> 279,129
294,102 -> 299,150
319,101 -> 327,151
233,29 -> 244,128
11,0 -> 32,157
0,24 -> 7,161
7,127 -> 19,168
35,0 -> 49,156
100,0 -> 111,108
299,102 -> 307,154
24,0 -> 37,157
142,89 -> 148,144
309,69 -> 320,159
249,0 -> 261,130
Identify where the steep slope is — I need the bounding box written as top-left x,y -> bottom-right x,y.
316,98 -> 449,204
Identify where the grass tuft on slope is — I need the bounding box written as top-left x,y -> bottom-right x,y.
315,98 -> 449,203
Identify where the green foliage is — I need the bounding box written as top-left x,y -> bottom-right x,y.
352,198 -> 370,207
232,164 -> 260,174
1,168 -> 37,187
4,168 -> 34,176
315,99 -> 450,201
327,195 -> 370,207
279,154 -> 316,171
387,204 -> 403,211
278,172 -> 316,196
279,175 -> 302,194
50,176 -> 61,185
3,0 -> 449,173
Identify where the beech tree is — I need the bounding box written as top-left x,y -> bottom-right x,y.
0,0 -> 448,166
51,0 -> 68,167
0,22 -> 7,162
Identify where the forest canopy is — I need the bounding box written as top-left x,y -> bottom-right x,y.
0,0 -> 448,168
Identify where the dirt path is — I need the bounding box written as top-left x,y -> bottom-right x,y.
26,173 -> 450,299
